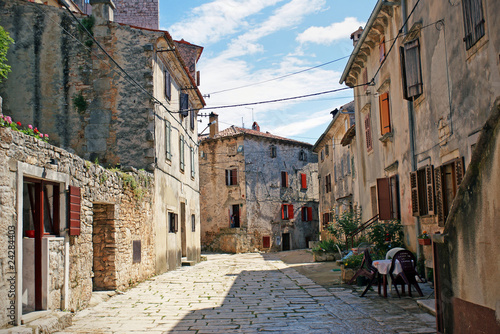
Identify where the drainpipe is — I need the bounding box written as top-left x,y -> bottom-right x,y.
401,0 -> 420,260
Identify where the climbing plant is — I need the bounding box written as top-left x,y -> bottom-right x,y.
0,26 -> 14,82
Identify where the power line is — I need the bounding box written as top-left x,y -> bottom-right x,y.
208,55 -> 350,95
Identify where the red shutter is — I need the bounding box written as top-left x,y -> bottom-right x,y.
281,204 -> 285,219
307,207 -> 313,222
435,167 -> 445,226
379,92 -> 391,135
301,173 -> 307,189
410,171 -> 420,216
68,186 -> 81,236
377,178 -> 391,220
231,169 -> 238,185
425,165 -> 435,216
263,236 -> 270,248
288,205 -> 294,219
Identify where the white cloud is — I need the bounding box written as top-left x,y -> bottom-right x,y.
296,17 -> 365,45
271,109 -> 333,137
166,0 -> 284,45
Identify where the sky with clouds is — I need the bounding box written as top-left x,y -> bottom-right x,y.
160,0 -> 377,144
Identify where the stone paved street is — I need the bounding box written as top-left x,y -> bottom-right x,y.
58,253 -> 436,334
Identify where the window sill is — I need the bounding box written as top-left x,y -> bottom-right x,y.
379,131 -> 393,143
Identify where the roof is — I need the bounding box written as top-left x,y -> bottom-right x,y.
200,126 -> 312,148
312,101 -> 355,152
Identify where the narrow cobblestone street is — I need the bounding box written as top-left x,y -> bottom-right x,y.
58,253 -> 436,333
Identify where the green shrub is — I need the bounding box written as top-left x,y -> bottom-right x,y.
343,253 -> 364,269
312,239 -> 340,253
367,220 -> 404,254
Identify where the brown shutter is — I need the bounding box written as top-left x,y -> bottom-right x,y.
425,165 -> 435,216
454,157 -> 465,188
231,169 -> 238,185
379,93 -> 391,135
435,166 -> 445,226
288,205 -> 294,219
364,114 -> 373,151
404,39 -> 423,98
307,207 -> 313,222
68,186 -> 81,236
410,171 -> 420,216
377,178 -> 391,220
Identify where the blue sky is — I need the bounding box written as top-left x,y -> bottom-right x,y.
159,0 -> 377,144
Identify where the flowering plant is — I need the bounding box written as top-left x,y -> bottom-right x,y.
0,114 -> 49,142
418,231 -> 430,239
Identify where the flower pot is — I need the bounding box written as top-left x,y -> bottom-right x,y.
25,230 -> 35,238
418,238 -> 431,245
341,265 -> 356,283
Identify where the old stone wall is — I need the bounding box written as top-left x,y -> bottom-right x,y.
48,238 -> 65,311
0,127 -> 155,327
112,0 -> 159,30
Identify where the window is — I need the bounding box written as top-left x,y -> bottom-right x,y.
270,145 -> 277,158
299,150 -> 306,161
262,236 -> 271,248
164,70 -> 171,101
364,113 -> 373,151
322,212 -> 331,229
320,150 -> 324,162
281,171 -> 289,188
379,36 -> 386,63
225,169 -> 238,186
377,175 -> 400,220
410,165 -> 435,217
300,173 -> 307,189
325,144 -> 329,156
401,39 -> 423,100
462,0 -> 485,50
434,158 -> 465,226
325,174 -> 332,193
281,204 -> 294,220
301,207 -> 313,222
190,146 -> 195,178
230,204 -> 240,228
179,92 -> 189,117
190,109 -> 195,130
165,121 -> 172,161
191,214 -> 196,232
379,92 -> 391,135
179,135 -> 185,171
168,212 -> 178,233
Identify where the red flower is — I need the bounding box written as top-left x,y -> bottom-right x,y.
16,121 -> 21,126
34,128 -> 39,133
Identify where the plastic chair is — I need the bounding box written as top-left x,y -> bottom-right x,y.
389,250 -> 423,298
348,249 -> 379,297
385,247 -> 405,259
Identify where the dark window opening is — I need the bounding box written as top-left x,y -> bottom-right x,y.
281,171 -> 289,188
230,204 -> 240,228
169,212 -> 178,233
225,169 -> 238,186
462,0 -> 485,50
270,145 -> 277,158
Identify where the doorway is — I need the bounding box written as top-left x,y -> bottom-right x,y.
181,202 -> 186,257
282,233 -> 290,251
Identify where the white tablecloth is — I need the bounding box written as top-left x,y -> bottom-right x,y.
372,259 -> 403,275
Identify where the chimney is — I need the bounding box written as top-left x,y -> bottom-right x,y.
209,112 -> 219,138
89,0 -> 116,25
252,122 -> 260,132
350,26 -> 363,47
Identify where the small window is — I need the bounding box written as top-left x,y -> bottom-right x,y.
301,207 -> 313,222
179,135 -> 185,171
300,173 -> 307,190
225,169 -> 238,186
434,157 -> 465,226
320,150 -> 324,162
179,92 -> 189,117
169,212 -> 178,233
133,240 -> 141,263
299,150 -> 306,161
230,204 -> 240,228
410,165 -> 435,217
322,212 -> 331,229
164,70 -> 171,101
263,236 -> 271,248
190,146 -> 195,178
364,113 -> 373,151
379,92 -> 391,135
325,174 -> 332,193
270,145 -> 277,158
462,0 -> 485,50
401,39 -> 423,100
281,204 -> 294,220
165,121 -> 172,161
281,171 -> 289,188
191,214 -> 196,232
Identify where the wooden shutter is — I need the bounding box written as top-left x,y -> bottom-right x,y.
400,46 -> 409,101
68,186 -> 81,236
263,236 -> 270,248
190,109 -> 195,130
281,204 -> 286,219
175,214 -> 179,232
454,157 -> 465,189
377,178 -> 391,220
462,0 -> 485,50
281,171 -> 288,188
164,71 -> 171,101
231,169 -> 237,185
364,113 -> 373,151
389,175 -> 400,220
404,39 -> 423,98
180,93 -> 189,117
225,169 -> 229,186
410,171 -> 420,216
379,92 -> 391,135
435,166 -> 445,226
180,135 -> 185,171
307,207 -> 313,222
425,165 -> 435,216
288,205 -> 294,219
301,173 -> 307,189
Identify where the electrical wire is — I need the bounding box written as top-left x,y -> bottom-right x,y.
207,55 -> 350,95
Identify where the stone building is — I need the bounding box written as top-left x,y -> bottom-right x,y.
0,126 -> 155,327
199,117 -> 319,253
339,0 -> 499,331
0,0 -> 205,325
313,101 -> 356,240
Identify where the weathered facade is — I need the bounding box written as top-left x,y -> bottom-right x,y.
199,119 -> 319,253
313,102 -> 356,240
0,127 -> 155,327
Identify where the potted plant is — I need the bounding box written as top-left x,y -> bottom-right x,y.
418,231 -> 431,245
340,253 -> 364,283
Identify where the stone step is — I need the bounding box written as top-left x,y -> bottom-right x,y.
0,311 -> 72,334
417,298 -> 437,316
182,260 -> 196,266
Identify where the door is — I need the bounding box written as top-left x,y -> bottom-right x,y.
181,202 -> 186,257
282,233 -> 290,251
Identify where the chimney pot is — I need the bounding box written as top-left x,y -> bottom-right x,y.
252,122 -> 260,132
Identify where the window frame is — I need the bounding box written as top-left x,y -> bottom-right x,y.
225,169 -> 238,186
377,175 -> 400,220
400,39 -> 423,101
462,0 -> 485,50
165,120 -> 172,161
270,145 -> 277,158
190,146 -> 195,178
301,206 -> 313,222
281,203 -> 294,220
179,134 -> 185,171
191,214 -> 196,232
378,92 -> 392,135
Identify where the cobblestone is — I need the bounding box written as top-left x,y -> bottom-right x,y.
57,253 -> 436,333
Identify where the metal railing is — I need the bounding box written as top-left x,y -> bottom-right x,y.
345,214 -> 379,250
